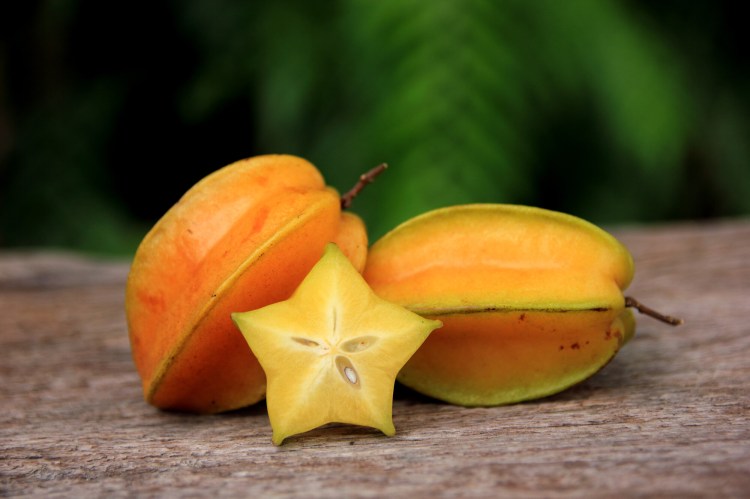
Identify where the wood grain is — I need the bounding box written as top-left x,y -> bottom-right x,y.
1,220 -> 749,497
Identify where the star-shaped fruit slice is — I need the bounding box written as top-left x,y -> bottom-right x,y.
232,243 -> 441,445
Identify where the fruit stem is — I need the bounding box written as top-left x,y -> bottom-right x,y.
341,163 -> 388,209
625,296 -> 683,326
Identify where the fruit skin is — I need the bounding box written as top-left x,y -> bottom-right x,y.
363,204 -> 635,406
232,243 -> 441,445
125,154 -> 367,413
332,211 -> 368,273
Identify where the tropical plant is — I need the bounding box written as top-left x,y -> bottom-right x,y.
0,0 -> 747,253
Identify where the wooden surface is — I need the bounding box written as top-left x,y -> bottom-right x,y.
1,220 -> 749,497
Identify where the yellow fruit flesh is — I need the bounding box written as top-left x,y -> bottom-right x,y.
364,204 -> 635,406
233,244 -> 441,444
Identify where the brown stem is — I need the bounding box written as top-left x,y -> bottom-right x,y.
340,163 -> 388,209
625,296 -> 684,326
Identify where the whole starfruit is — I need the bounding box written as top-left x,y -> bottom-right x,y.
363,204 -> 680,406
126,154 -> 367,413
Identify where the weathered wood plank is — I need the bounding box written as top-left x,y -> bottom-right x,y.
1,220 -> 749,497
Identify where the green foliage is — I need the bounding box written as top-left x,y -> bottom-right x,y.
333,0 -> 535,237
0,0 -> 747,254
3,82 -> 143,254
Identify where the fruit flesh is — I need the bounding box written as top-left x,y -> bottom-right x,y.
126,155 -> 367,413
233,244 -> 441,444
363,204 -> 635,406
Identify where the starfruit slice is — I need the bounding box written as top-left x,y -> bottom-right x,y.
232,243 -> 441,445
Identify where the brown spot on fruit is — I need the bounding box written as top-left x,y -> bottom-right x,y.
570,343 -> 580,350
519,313 -> 526,321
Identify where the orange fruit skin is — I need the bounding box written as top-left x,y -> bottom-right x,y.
126,154 -> 367,413
332,212 -> 368,273
363,204 -> 635,406
395,309 -> 634,406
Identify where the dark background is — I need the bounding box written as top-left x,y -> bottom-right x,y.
1,0 -> 748,256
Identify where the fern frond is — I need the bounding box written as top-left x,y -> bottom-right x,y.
338,0 -> 534,238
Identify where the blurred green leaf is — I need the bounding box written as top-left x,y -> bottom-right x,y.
1,0 -> 747,254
